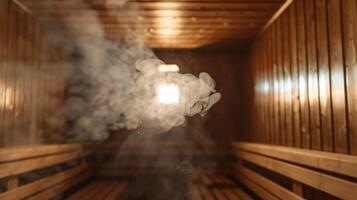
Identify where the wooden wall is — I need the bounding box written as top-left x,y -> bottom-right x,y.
0,0 -> 67,147
243,0 -> 357,155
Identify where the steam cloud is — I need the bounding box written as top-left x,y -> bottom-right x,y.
38,1 -> 221,141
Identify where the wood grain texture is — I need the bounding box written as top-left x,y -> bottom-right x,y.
0,0 -> 67,147
15,0 -> 285,49
242,0 -> 355,155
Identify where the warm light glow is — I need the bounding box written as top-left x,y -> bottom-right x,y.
0,85 -> 13,110
158,64 -> 179,72
157,28 -> 177,36
157,83 -> 180,104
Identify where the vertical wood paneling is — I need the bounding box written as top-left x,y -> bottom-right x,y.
0,0 -> 67,147
305,0 -> 321,150
316,0 -> 333,152
288,2 -> 302,148
277,18 -> 286,145
282,11 -> 293,146
272,22 -> 280,145
296,0 -> 311,149
342,0 -> 357,155
245,0 -> 356,155
327,0 -> 348,154
0,0 -> 8,146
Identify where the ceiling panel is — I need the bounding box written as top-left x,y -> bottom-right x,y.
18,0 -> 286,49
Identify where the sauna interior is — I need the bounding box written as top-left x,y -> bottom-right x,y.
1,0 -> 357,199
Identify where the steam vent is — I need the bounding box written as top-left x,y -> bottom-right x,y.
2,0 -> 357,199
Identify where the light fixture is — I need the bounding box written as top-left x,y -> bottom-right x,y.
158,64 -> 179,72
157,83 -> 180,105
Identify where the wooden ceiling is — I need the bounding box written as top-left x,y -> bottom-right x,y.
17,0 -> 286,49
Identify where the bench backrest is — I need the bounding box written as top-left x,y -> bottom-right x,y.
232,142 -> 357,200
0,144 -> 92,200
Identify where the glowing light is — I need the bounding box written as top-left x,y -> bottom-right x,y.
157,83 -> 180,104
158,64 -> 179,72
157,28 -> 177,36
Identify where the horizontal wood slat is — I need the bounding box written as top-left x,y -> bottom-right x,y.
233,142 -> 357,178
15,0 -> 285,48
27,171 -> 91,200
233,172 -> 278,200
233,147 -> 357,199
235,164 -> 303,200
0,150 -> 91,179
0,144 -> 83,163
0,164 -> 89,199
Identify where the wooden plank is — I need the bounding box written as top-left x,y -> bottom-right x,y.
198,185 -> 215,200
233,142 -> 357,178
272,22 -> 280,145
27,171 -> 91,200
289,2 -> 302,148
67,182 -> 98,200
105,183 -> 126,200
4,0 -> 19,146
232,187 -> 253,200
6,177 -> 18,190
327,0 -> 348,154
260,0 -> 294,34
221,189 -> 240,200
93,181 -> 117,199
211,188 -> 228,200
276,17 -> 286,145
0,0 -> 9,148
235,164 -> 304,200
305,0 -> 321,150
315,0 -> 333,152
24,1 -> 282,11
342,0 -> 357,155
15,8 -> 26,146
234,149 -> 357,199
0,150 -> 90,179
0,164 -> 88,199
79,182 -> 103,199
35,10 -> 276,18
292,181 -> 303,196
296,0 -> 311,149
0,144 -> 84,163
282,11 -> 293,147
233,172 -> 278,200
189,182 -> 202,200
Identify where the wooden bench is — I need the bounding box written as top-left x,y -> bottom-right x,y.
0,144 -> 92,200
189,175 -> 252,200
67,180 -> 126,200
232,142 -> 357,200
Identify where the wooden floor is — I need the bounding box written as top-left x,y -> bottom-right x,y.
67,181 -> 126,200
189,175 -> 253,200
64,176 -> 252,200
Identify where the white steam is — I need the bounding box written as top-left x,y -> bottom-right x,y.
35,0 -> 221,141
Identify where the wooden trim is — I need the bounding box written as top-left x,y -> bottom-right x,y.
0,164 -> 89,199
233,172 -> 278,200
259,0 -> 294,35
292,181 -> 303,196
221,189 -> 239,200
0,150 -> 91,178
234,149 -> 357,199
232,187 -> 253,200
235,164 -> 303,200
27,171 -> 91,200
0,144 -> 83,163
6,177 -> 18,190
189,182 -> 203,200
233,142 -> 357,178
